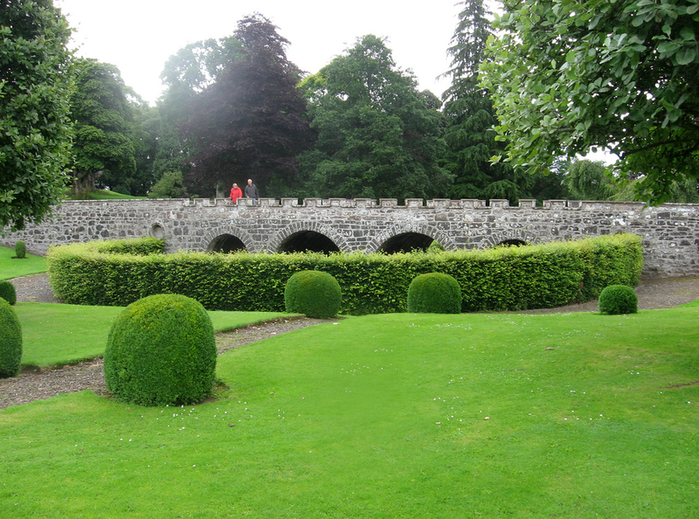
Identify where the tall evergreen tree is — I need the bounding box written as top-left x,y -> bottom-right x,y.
182,14 -> 314,197
299,35 -> 451,200
442,0 -> 565,203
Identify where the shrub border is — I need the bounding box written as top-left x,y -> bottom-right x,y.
47,234 -> 643,314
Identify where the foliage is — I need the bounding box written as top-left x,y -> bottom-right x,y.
183,14 -> 315,197
481,0 -> 699,205
284,270 -> 342,318
3,309 -> 699,517
407,272 -> 462,314
47,235 -> 642,314
564,160 -> 618,200
612,176 -> 699,203
0,280 -> 17,305
69,59 -> 138,195
104,294 -> 217,407
14,241 -> 26,259
0,0 -> 73,231
154,36 -> 243,189
148,170 -> 189,198
298,35 -> 451,200
598,284 -> 638,315
0,297 -> 21,378
442,0 -> 523,203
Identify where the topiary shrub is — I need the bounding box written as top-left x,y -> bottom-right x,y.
284,270 -> 342,319
407,272 -> 462,314
0,298 -> 22,378
14,241 -> 26,259
104,294 -> 217,406
598,284 -> 638,315
0,280 -> 17,306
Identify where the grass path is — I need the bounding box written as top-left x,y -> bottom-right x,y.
0,246 -> 47,280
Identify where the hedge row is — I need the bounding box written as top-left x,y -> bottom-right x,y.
47,234 -> 643,314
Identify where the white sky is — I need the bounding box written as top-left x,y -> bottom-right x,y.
55,0 -> 463,105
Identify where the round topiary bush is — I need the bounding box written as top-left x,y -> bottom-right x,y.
0,298 -> 22,378
407,272 -> 462,314
598,284 -> 638,315
104,294 -> 217,406
14,241 -> 26,259
0,280 -> 17,306
284,270 -> 342,319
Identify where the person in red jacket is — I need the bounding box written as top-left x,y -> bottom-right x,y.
230,183 -> 243,204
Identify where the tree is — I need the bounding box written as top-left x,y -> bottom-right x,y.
480,0 -> 699,204
0,0 -> 73,231
69,59 -> 137,195
183,14 -> 315,197
299,35 -> 451,200
154,36 -> 243,190
148,170 -> 188,198
442,0 -> 518,201
564,159 -> 618,200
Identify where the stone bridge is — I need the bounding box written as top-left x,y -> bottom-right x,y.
3,197 -> 699,278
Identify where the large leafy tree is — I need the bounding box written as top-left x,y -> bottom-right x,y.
183,14 -> 314,197
299,35 -> 451,200
153,36 -> 242,195
69,59 -> 137,195
481,0 -> 699,204
0,0 -> 73,231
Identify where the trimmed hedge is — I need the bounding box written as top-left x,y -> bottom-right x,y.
104,294 -> 217,407
47,234 -> 643,314
14,241 -> 26,259
408,273 -> 462,314
0,280 -> 17,305
0,298 -> 22,378
285,270 -> 342,318
598,285 -> 638,315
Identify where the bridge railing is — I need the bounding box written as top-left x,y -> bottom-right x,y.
178,197 -> 651,211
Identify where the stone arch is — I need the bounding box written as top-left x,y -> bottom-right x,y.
481,229 -> 541,249
202,227 -> 254,253
269,222 -> 349,254
367,224 -> 455,254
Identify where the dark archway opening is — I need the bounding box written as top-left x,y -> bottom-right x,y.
379,233 -> 435,254
497,239 -> 527,247
208,234 -> 246,253
278,231 -> 340,254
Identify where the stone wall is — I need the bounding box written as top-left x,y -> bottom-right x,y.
3,197 -> 699,278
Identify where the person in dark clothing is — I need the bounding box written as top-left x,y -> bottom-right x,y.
244,178 -> 259,205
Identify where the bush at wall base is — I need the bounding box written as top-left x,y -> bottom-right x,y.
0,299 -> 22,378
14,241 -> 26,259
0,281 -> 17,306
284,270 -> 342,319
407,272 -> 462,314
598,285 -> 638,315
104,294 -> 217,406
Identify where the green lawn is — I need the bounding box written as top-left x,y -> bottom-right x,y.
0,246 -> 47,280
13,303 -> 287,367
2,307 -> 698,517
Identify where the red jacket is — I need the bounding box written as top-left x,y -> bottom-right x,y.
230,187 -> 243,203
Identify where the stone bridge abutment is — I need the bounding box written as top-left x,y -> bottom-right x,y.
3,197 -> 699,278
